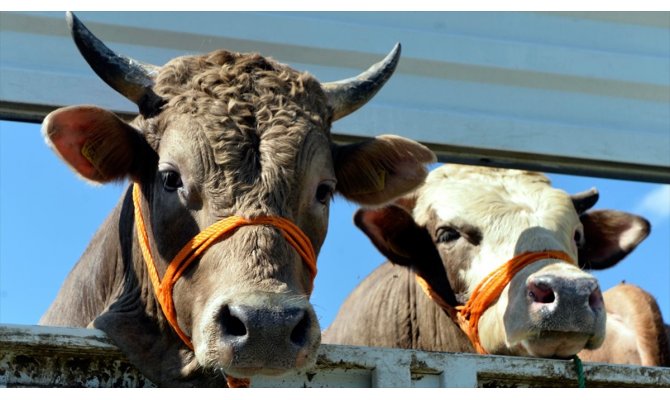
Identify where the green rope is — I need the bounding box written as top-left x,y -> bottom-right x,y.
572,355 -> 586,388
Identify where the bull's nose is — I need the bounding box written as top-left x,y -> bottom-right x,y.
527,274 -> 603,313
220,304 -> 311,346
216,303 -> 315,370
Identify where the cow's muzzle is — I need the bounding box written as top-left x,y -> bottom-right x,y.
519,271 -> 606,357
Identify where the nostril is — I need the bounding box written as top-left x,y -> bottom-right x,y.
220,305 -> 247,337
589,287 -> 604,311
290,311 -> 311,347
528,281 -> 556,304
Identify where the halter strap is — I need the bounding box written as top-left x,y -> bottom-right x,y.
416,250 -> 575,354
132,183 -> 317,350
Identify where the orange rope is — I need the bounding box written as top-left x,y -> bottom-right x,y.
132,183 -> 318,351
415,274 -> 459,320
416,250 -> 575,354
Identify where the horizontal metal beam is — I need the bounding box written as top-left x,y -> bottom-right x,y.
3,102 -> 668,184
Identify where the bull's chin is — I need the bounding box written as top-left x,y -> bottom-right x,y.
519,331 -> 598,359
208,354 -> 316,379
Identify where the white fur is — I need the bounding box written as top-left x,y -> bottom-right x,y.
413,165 -> 605,356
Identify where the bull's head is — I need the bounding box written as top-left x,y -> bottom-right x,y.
41,12 -> 435,386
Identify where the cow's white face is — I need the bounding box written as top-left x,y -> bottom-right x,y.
414,166 -> 606,357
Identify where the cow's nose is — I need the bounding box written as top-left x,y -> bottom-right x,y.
528,278 -> 556,304
527,274 -> 603,312
517,271 -> 606,356
216,303 -> 314,369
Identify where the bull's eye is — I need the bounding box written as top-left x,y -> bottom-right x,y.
436,227 -> 461,243
316,182 -> 335,205
161,170 -> 183,192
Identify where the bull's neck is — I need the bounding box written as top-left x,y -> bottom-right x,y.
119,184 -> 165,320
39,185 -> 157,327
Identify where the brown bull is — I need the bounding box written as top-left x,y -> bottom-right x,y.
39,13 -> 436,386
323,165 -> 668,366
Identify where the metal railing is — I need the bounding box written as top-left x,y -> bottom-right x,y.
2,324 -> 668,388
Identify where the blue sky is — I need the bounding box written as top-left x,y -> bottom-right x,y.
0,119 -> 669,333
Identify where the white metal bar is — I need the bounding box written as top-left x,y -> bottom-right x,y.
2,324 -> 669,388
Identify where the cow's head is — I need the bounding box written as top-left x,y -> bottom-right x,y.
355,165 -> 650,358
41,13 -> 435,384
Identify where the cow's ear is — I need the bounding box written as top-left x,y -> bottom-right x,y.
579,210 -> 650,270
333,134 -> 435,205
355,204 -> 458,306
354,204 -> 432,266
42,105 -> 153,183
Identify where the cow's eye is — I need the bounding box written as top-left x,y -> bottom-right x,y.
315,181 -> 335,205
437,227 -> 461,243
161,170 -> 183,192
574,228 -> 584,248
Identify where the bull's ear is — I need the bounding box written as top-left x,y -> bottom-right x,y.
42,105 -> 153,183
333,134 -> 436,205
579,210 -> 651,270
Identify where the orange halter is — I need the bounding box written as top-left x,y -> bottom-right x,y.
416,250 -> 575,354
132,183 -> 318,350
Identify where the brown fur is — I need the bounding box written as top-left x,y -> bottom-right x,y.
580,283 -> 670,366
42,43 -> 436,386
42,106 -> 150,183
579,210 -> 652,269
333,135 -> 436,205
134,51 -> 330,214
323,262 -> 473,352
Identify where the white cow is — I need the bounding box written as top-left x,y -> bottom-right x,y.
324,165 -> 653,360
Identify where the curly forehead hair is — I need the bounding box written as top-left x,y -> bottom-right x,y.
152,49 -> 331,136
137,49 -> 334,212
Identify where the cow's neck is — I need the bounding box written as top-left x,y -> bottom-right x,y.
410,272 -> 474,352
324,261 -> 474,353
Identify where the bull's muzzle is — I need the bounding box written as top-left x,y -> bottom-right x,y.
217,303 -> 315,371
196,293 -> 322,379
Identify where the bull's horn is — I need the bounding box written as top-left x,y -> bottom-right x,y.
66,11 -> 164,117
322,43 -> 401,121
571,188 -> 600,214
